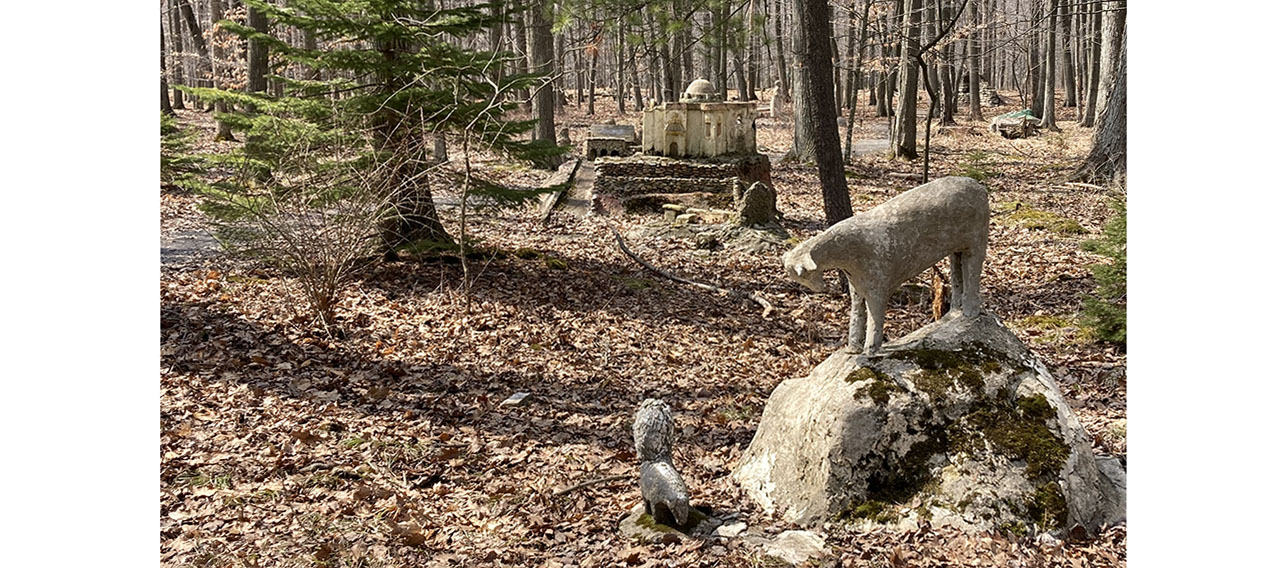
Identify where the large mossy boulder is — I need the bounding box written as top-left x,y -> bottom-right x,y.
733,313 -> 1125,536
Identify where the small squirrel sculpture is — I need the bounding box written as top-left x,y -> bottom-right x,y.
632,399 -> 690,527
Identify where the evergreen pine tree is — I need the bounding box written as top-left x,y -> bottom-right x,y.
187,0 -> 563,256
1081,198 -> 1126,345
160,112 -> 204,191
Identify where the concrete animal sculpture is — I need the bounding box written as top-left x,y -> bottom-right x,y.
632,399 -> 690,527
783,176 -> 989,353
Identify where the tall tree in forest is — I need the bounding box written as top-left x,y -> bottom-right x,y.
162,20 -> 175,115
891,0 -> 922,159
210,0 -> 236,141
1078,0 -> 1101,127
1059,0 -> 1076,107
1074,24 -> 1124,183
967,0 -> 983,121
195,0 -> 559,256
791,0 -> 853,225
178,0 -> 214,101
1094,0 -> 1124,124
531,0 -> 556,149
168,0 -> 187,110
247,4 -> 269,94
1040,0 -> 1059,131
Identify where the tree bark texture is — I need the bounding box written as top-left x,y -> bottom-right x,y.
1076,24 -> 1124,183
793,0 -> 854,225
892,0 -> 922,159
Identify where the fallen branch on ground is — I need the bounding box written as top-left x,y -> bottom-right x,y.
609,225 -> 775,318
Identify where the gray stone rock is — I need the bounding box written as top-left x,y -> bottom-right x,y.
755,530 -> 829,565
736,181 -> 780,226
714,521 -> 747,538
618,503 -> 720,544
783,176 -> 989,354
732,313 -> 1126,536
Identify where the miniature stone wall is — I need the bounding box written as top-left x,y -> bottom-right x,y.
592,154 -> 771,211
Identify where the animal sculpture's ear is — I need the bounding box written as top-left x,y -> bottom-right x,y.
801,251 -> 818,272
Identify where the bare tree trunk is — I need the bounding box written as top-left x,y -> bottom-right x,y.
892,0 -> 922,159
1079,1 -> 1101,127
967,0 -> 983,120
162,19 -> 175,115
1041,0 -> 1060,130
168,0 -> 187,110
1024,1 -> 1038,114
616,25 -> 626,113
795,0 -> 854,224
774,0 -> 791,99
531,0 -> 556,146
210,0 -> 235,141
1095,0 -> 1124,123
513,6 -> 530,102
247,5 -> 269,94
178,0 -> 213,95
1075,24 -> 1124,183
588,30 -> 599,115
1060,0 -> 1076,107
845,0 -> 872,160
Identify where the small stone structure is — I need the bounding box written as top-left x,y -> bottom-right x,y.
783,177 -> 989,354
642,79 -> 758,158
584,123 -> 638,159
592,153 -> 771,211
733,313 -> 1126,536
991,110 -> 1041,139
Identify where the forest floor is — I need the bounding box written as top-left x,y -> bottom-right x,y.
161,92 -> 1126,567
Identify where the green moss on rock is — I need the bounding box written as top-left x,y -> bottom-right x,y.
837,500 -> 898,523
1028,482 -> 1068,529
887,347 -> 1003,400
865,428 -> 950,505
848,367 -> 899,406
952,394 -> 1070,480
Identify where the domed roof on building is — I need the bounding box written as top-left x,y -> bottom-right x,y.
681,78 -> 722,102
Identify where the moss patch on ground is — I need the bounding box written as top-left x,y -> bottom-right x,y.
995,201 -> 1087,235
634,506 -> 709,535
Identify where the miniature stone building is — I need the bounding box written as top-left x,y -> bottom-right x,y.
642,79 -> 758,158
584,123 -> 638,160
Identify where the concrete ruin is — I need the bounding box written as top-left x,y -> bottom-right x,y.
642,79 -> 758,158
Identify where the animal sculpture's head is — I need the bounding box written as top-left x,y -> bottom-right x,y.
782,240 -> 826,292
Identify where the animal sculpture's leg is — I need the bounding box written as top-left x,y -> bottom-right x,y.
961,249 -> 985,317
864,296 -> 887,354
846,277 -> 867,353
950,252 -> 964,315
